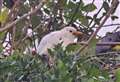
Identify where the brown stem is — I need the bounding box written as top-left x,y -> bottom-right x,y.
11,26 -> 16,49
94,23 -> 120,28
78,42 -> 120,46
0,0 -> 45,32
76,0 -> 119,55
15,23 -> 42,48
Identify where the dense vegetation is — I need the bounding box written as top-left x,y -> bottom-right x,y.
0,0 -> 120,82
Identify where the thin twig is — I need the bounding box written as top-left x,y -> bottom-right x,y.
97,51 -> 120,55
88,2 -> 103,27
78,42 -> 120,46
94,23 -> 120,28
11,26 -> 16,49
7,0 -> 20,21
76,0 -> 119,55
0,0 -> 45,32
83,56 -> 106,65
113,26 -> 120,32
85,0 -> 95,16
15,23 -> 42,47
68,0 -> 81,24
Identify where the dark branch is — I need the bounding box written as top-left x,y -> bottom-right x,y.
78,42 -> 120,46
0,0 -> 45,32
76,0 -> 119,54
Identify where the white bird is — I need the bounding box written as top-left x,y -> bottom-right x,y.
37,26 -> 83,66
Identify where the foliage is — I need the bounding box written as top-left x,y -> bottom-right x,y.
0,0 -> 119,82
0,44 -> 111,82
0,7 -> 9,24
115,68 -> 120,82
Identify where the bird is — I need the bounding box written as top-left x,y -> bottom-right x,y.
37,26 -> 83,67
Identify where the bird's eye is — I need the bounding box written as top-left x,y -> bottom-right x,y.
59,37 -> 62,40
69,30 -> 72,33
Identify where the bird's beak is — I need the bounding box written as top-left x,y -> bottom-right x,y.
72,31 -> 83,36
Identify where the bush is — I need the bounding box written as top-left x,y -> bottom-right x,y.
0,44 -> 111,82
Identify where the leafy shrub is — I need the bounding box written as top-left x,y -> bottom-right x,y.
0,44 -> 111,82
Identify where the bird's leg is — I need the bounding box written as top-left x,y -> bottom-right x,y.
42,54 -> 49,63
42,54 -> 54,68
48,56 -> 54,68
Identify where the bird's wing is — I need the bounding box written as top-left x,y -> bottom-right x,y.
37,31 -> 61,55
61,38 -> 74,47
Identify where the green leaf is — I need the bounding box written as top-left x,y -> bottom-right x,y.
48,48 -> 54,56
18,4 -> 30,16
31,15 -> 41,27
59,0 -> 67,7
88,65 -> 100,77
57,59 -> 66,70
87,38 -> 97,55
79,0 -> 85,8
103,2 -> 110,12
95,18 -> 100,25
87,78 -> 94,82
79,15 -> 89,26
0,7 -> 9,24
115,68 -> 120,82
0,32 -> 6,40
111,15 -> 119,21
82,3 -> 97,12
86,16 -> 93,20
67,1 -> 76,9
101,70 -> 109,80
66,43 -> 81,52
102,12 -> 107,16
44,8 -> 50,14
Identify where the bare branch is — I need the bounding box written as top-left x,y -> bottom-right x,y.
78,42 -> 120,46
88,2 -> 103,27
68,0 -> 81,24
94,23 -> 120,28
97,42 -> 120,45
76,0 -> 119,54
15,23 -> 42,48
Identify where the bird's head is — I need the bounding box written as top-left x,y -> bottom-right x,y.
61,26 -> 83,38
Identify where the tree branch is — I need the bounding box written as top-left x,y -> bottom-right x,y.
76,0 -> 119,55
68,0 -> 81,24
0,0 -> 45,32
94,23 -> 120,28
15,23 -> 42,48
88,2 -> 103,27
78,42 -> 120,46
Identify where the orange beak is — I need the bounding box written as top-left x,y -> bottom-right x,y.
72,31 -> 83,36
